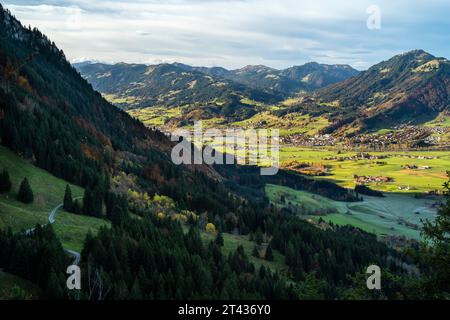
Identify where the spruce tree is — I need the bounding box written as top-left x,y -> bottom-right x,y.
130,278 -> 143,300
72,199 -> 81,214
110,205 -> 127,226
63,184 -> 73,212
265,245 -> 274,261
17,178 -> 33,203
255,228 -> 263,245
83,187 -> 103,217
45,270 -> 65,300
0,168 -> 12,193
215,231 -> 224,247
252,245 -> 259,258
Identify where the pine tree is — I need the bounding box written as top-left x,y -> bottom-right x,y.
215,231 -> 224,247
83,187 -> 103,217
17,178 -> 33,203
265,245 -> 274,261
252,245 -> 259,258
130,278 -> 143,300
72,199 -> 81,214
45,270 -> 65,300
82,188 -> 92,216
255,228 -> 263,245
110,205 -> 127,226
0,168 -> 12,193
63,184 -> 73,212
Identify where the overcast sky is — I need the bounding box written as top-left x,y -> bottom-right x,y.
4,0 -> 450,70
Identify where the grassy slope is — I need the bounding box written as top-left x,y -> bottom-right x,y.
0,270 -> 41,300
201,230 -> 287,274
266,183 -> 438,240
128,106 -> 182,126
182,225 -> 287,274
0,146 -> 110,250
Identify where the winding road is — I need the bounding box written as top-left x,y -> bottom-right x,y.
25,200 -> 81,266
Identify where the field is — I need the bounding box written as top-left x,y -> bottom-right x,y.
102,93 -> 143,109
266,184 -> 439,240
232,113 -> 330,138
126,103 -> 333,138
53,210 -> 110,252
128,106 -> 182,127
280,147 -> 450,193
0,146 -> 110,251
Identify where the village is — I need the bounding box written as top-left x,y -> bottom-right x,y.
281,124 -> 450,150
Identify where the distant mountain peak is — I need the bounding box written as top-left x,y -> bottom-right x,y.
404,49 -> 433,56
390,49 -> 435,62
236,65 -> 277,73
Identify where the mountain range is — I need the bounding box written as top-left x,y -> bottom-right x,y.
172,61 -> 359,93
74,60 -> 359,119
75,50 -> 449,136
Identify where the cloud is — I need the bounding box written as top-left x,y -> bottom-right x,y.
4,0 -> 450,70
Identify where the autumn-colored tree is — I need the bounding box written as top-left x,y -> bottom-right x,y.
206,222 -> 216,233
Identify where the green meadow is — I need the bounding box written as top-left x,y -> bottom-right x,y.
266,183 -> 439,240
280,147 -> 450,193
0,146 -> 109,251
182,225 -> 287,274
128,106 -> 182,126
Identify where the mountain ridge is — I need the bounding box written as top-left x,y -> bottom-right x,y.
74,60 -> 359,109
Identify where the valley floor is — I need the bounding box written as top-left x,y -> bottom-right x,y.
266,184 -> 440,240
280,147 -> 450,194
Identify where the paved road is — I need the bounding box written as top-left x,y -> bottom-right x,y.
25,199 -> 82,265
48,203 -> 63,224
65,249 -> 81,265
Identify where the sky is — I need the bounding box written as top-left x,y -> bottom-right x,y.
3,0 -> 450,70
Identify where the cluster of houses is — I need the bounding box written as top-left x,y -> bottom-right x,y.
349,125 -> 449,149
281,124 -> 449,150
281,133 -> 338,146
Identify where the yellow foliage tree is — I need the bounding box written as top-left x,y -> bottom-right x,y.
205,223 -> 216,234
157,212 -> 166,220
